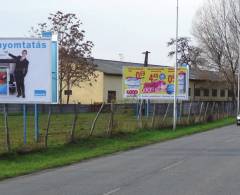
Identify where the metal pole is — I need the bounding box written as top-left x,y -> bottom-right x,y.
142,51 -> 151,117
238,1 -> 240,115
23,104 -> 27,144
173,0 -> 179,130
34,104 -> 39,142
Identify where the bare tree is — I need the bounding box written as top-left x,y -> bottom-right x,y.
30,11 -> 97,104
167,37 -> 205,69
193,0 -> 240,102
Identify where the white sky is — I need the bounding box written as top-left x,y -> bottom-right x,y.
0,0 -> 205,65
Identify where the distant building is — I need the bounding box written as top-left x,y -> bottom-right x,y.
62,59 -> 232,104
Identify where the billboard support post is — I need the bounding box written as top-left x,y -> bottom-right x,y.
23,104 -> 27,144
142,51 -> 151,117
34,104 -> 39,142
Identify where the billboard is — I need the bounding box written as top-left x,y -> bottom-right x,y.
123,66 -> 189,100
0,38 -> 53,103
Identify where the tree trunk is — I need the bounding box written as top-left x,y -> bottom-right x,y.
59,82 -> 63,104
67,94 -> 70,104
66,83 -> 71,104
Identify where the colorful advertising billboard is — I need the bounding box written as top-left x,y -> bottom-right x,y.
123,66 -> 189,100
0,38 -> 54,103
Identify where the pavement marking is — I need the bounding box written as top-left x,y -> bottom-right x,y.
103,187 -> 121,195
162,160 -> 184,171
225,138 -> 238,143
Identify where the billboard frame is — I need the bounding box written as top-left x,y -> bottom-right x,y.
0,37 -> 57,104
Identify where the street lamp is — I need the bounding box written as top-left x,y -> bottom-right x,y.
173,0 -> 179,130
238,1 -> 240,115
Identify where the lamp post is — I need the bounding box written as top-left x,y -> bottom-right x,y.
173,0 -> 179,130
238,1 -> 240,115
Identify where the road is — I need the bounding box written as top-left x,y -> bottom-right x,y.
1,125 -> 240,195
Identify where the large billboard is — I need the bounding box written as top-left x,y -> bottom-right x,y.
0,38 -> 53,103
123,66 -> 189,100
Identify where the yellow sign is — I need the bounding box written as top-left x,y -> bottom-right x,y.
123,66 -> 189,100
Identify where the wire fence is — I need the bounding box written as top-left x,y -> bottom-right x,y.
0,101 -> 236,155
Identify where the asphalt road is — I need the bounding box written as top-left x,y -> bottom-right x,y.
1,125 -> 240,195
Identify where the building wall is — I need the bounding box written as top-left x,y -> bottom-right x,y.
189,80 -> 231,101
63,71 -> 232,104
62,71 -> 104,104
103,74 -> 123,102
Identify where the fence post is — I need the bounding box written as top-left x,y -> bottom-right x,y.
227,102 -> 230,117
70,104 -> 78,142
187,102 -> 192,124
178,101 -> 183,124
211,102 -> 216,114
89,103 -> 105,137
217,103 -> 220,119
151,103 -> 156,129
204,102 -> 209,122
34,104 -> 39,142
107,102 -> 114,136
3,104 -> 10,152
23,104 -> 27,144
138,100 -> 143,129
198,102 -> 204,122
162,103 -> 170,124
44,105 -> 52,148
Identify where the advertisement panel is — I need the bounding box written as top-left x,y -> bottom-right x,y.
0,38 -> 53,103
123,66 -> 189,100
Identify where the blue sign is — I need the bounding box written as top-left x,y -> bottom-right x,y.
42,31 -> 52,38
34,90 -> 47,97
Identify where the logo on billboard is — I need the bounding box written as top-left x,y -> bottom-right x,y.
34,90 -> 47,97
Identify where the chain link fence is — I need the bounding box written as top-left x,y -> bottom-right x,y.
0,101 -> 236,155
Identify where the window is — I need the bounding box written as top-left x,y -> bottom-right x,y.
189,88 -> 191,97
228,90 -> 233,97
194,88 -> 200,97
203,89 -> 209,97
220,89 -> 226,97
64,90 -> 72,95
107,91 -> 116,103
212,89 -> 217,97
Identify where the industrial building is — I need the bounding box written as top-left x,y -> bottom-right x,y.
62,59 -> 231,104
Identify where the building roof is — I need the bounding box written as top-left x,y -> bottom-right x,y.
93,59 -> 223,81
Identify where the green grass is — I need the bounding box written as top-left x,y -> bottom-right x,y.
0,117 -> 234,181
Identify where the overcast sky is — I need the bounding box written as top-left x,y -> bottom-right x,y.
0,0 -> 205,65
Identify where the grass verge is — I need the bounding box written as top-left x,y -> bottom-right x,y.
0,117 -> 235,181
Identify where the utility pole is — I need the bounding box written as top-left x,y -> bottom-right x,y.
143,51 -> 151,67
142,51 -> 151,117
173,0 -> 179,130
238,1 -> 240,115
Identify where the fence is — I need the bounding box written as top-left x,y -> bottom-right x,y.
0,101 -> 236,155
